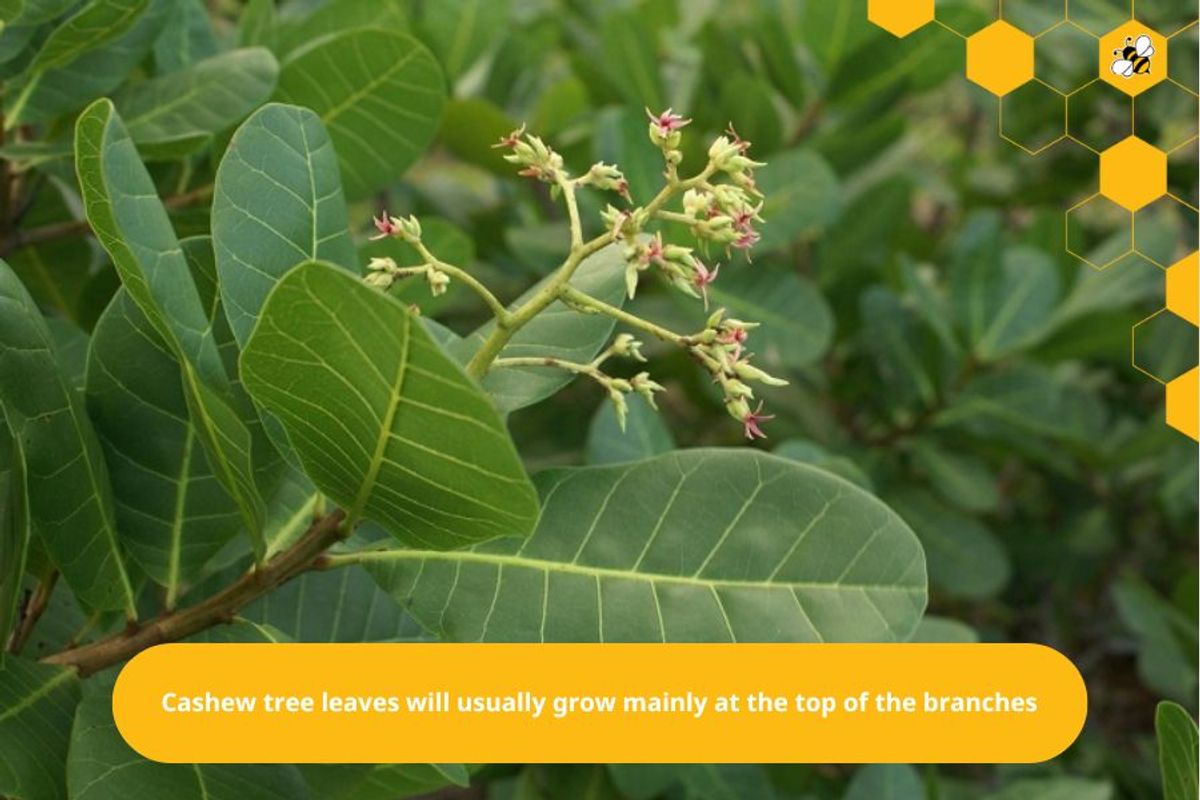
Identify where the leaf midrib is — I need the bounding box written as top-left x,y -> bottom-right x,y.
349,312 -> 411,525
354,548 -> 922,593
0,667 -> 74,723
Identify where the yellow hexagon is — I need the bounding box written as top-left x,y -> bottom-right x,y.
967,21 -> 1035,96
1100,21 -> 1167,96
1099,136 -> 1168,211
1167,252 -> 1198,325
1166,367 -> 1198,441
868,0 -> 934,37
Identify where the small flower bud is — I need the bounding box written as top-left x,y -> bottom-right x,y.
398,215 -> 422,241
609,389 -> 629,432
426,267 -> 450,297
611,333 -> 646,362
630,372 -> 665,409
367,256 -> 398,273
363,270 -> 396,291
734,360 -> 788,387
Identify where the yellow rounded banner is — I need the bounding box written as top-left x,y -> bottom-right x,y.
113,643 -> 1086,764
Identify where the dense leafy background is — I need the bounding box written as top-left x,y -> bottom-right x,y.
0,0 -> 1196,799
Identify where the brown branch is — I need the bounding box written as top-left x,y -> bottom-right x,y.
41,509 -> 347,677
7,570 -> 58,655
0,183 -> 215,258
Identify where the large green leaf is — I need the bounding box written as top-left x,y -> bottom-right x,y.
448,243 -> 628,413
0,411 -> 29,647
76,98 -> 269,557
754,148 -> 842,255
116,47 -> 278,158
1157,701 -> 1199,800
599,9 -> 663,109
953,245 -> 1061,361
273,28 -> 446,199
0,657 -> 81,800
301,764 -> 468,800
67,683 -> 309,800
26,0 -> 148,73
212,103 -> 356,347
844,764 -> 923,800
270,0 -> 409,57
418,0 -> 507,81
0,261 -> 135,614
887,490 -> 1009,601
363,449 -> 927,642
4,0 -> 167,126
240,261 -> 539,548
151,0 -> 216,72
86,290 -> 241,605
986,778 -> 1112,800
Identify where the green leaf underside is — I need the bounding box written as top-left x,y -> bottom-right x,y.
273,28 -> 446,200
213,102 -> 356,347
0,412 -> 30,645
76,98 -> 268,556
449,242 -> 628,413
5,0 -> 167,126
116,47 -> 278,157
0,657 -> 81,800
27,0 -> 148,74
704,268 -> 833,369
1156,701 -> 1199,800
87,290 -> 241,597
0,261 -> 135,613
241,261 -> 539,548
364,449 -> 927,643
67,687 -> 308,800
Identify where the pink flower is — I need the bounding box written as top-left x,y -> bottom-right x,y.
718,326 -> 748,360
371,212 -> 398,240
742,401 -> 775,440
693,261 -> 720,307
643,234 -> 664,265
733,229 -> 761,252
647,108 -> 691,137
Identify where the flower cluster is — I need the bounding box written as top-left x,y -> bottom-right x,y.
362,109 -> 785,441
690,310 -> 788,440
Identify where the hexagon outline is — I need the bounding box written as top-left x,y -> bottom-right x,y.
1065,193 -> 1135,270
998,79 -> 1068,155
967,20 -> 1036,96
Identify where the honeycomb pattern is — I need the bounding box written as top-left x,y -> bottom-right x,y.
869,2 -> 1200,440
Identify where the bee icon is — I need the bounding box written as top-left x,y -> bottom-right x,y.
1111,34 -> 1155,78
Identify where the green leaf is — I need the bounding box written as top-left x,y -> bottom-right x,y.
754,148 -> 842,254
705,268 -> 833,369
67,684 -> 310,800
0,657 -> 80,800
151,0 -> 216,72
888,490 -> 1009,601
241,566 -> 419,643
302,764 -> 471,800
273,28 -> 446,199
586,394 -> 674,465
986,778 -> 1112,800
0,411 -> 29,647
953,245 -> 1061,360
909,615 -> 979,643
116,47 -> 279,159
844,764 -> 923,800
1157,701 -> 1199,800
1114,577 -> 1198,704
4,0 -> 167,127
418,0 -> 508,81
449,243 -> 627,413
600,9 -> 663,109
240,261 -> 539,548
86,289 -> 241,604
76,98 -> 269,558
26,0 -> 148,73
270,0 -> 408,57
911,439 -> 1000,513
0,261 -> 136,614
212,102 -> 356,348
363,449 -> 927,642
774,439 -> 873,491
